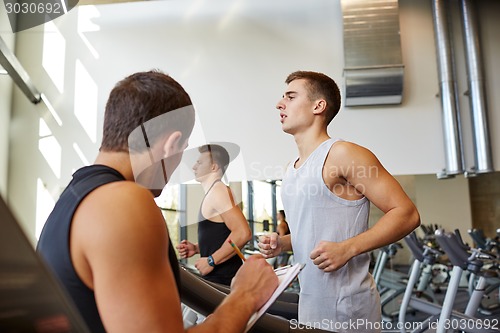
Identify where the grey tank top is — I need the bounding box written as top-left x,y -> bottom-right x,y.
281,138 -> 380,332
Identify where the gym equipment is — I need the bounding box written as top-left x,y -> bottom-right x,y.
179,266 -> 332,333
373,242 -> 406,290
467,229 -> 500,315
399,229 -> 500,333
373,239 -> 437,322
0,196 -> 90,332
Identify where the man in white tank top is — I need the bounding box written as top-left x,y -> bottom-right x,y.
258,71 -> 421,332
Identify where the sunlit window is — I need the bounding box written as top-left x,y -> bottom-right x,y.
77,5 -> 101,59
73,142 -> 90,166
74,59 -> 98,143
38,118 -> 62,178
155,185 -> 181,249
42,21 -> 66,93
252,180 -> 273,232
275,183 -> 284,212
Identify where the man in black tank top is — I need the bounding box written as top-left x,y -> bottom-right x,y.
37,71 -> 278,333
177,144 -> 251,286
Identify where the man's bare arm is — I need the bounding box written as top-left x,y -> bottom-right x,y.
310,142 -> 420,271
73,182 -> 277,333
209,184 -> 251,265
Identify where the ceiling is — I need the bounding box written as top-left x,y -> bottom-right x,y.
78,0 -> 149,5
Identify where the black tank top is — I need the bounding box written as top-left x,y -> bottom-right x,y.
37,165 -> 181,332
197,181 -> 242,285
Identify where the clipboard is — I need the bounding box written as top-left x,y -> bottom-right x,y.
245,262 -> 305,333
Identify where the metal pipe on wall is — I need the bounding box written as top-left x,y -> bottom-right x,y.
0,36 -> 41,104
432,0 -> 464,178
460,0 -> 494,174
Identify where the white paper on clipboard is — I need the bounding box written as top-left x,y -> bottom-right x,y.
245,262 -> 304,333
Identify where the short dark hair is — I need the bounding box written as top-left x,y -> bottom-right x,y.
278,210 -> 286,219
100,70 -> 194,152
198,144 -> 230,175
285,71 -> 341,125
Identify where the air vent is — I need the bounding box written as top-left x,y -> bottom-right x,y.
341,0 -> 404,106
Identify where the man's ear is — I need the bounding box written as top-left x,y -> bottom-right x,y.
312,99 -> 327,115
162,131 -> 182,159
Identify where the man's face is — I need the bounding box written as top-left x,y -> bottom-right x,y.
275,79 -> 317,135
192,151 -> 214,182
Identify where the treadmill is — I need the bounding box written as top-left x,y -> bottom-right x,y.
0,195 -> 330,332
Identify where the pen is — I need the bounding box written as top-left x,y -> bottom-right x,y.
228,239 -> 246,262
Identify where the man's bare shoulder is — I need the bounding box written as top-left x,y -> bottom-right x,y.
205,181 -> 239,215
330,140 -> 368,154
76,181 -> 163,232
328,140 -> 378,165
93,181 -> 156,207
207,181 -> 233,203
211,181 -> 230,194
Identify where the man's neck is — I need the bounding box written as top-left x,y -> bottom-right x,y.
293,129 -> 330,162
94,151 -> 134,181
200,173 -> 222,193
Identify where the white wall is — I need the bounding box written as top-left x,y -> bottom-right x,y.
0,4 -> 15,200
6,0 -> 500,237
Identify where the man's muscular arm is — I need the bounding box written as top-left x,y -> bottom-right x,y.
310,142 -> 420,272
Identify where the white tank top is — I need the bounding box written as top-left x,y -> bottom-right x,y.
281,138 -> 380,331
